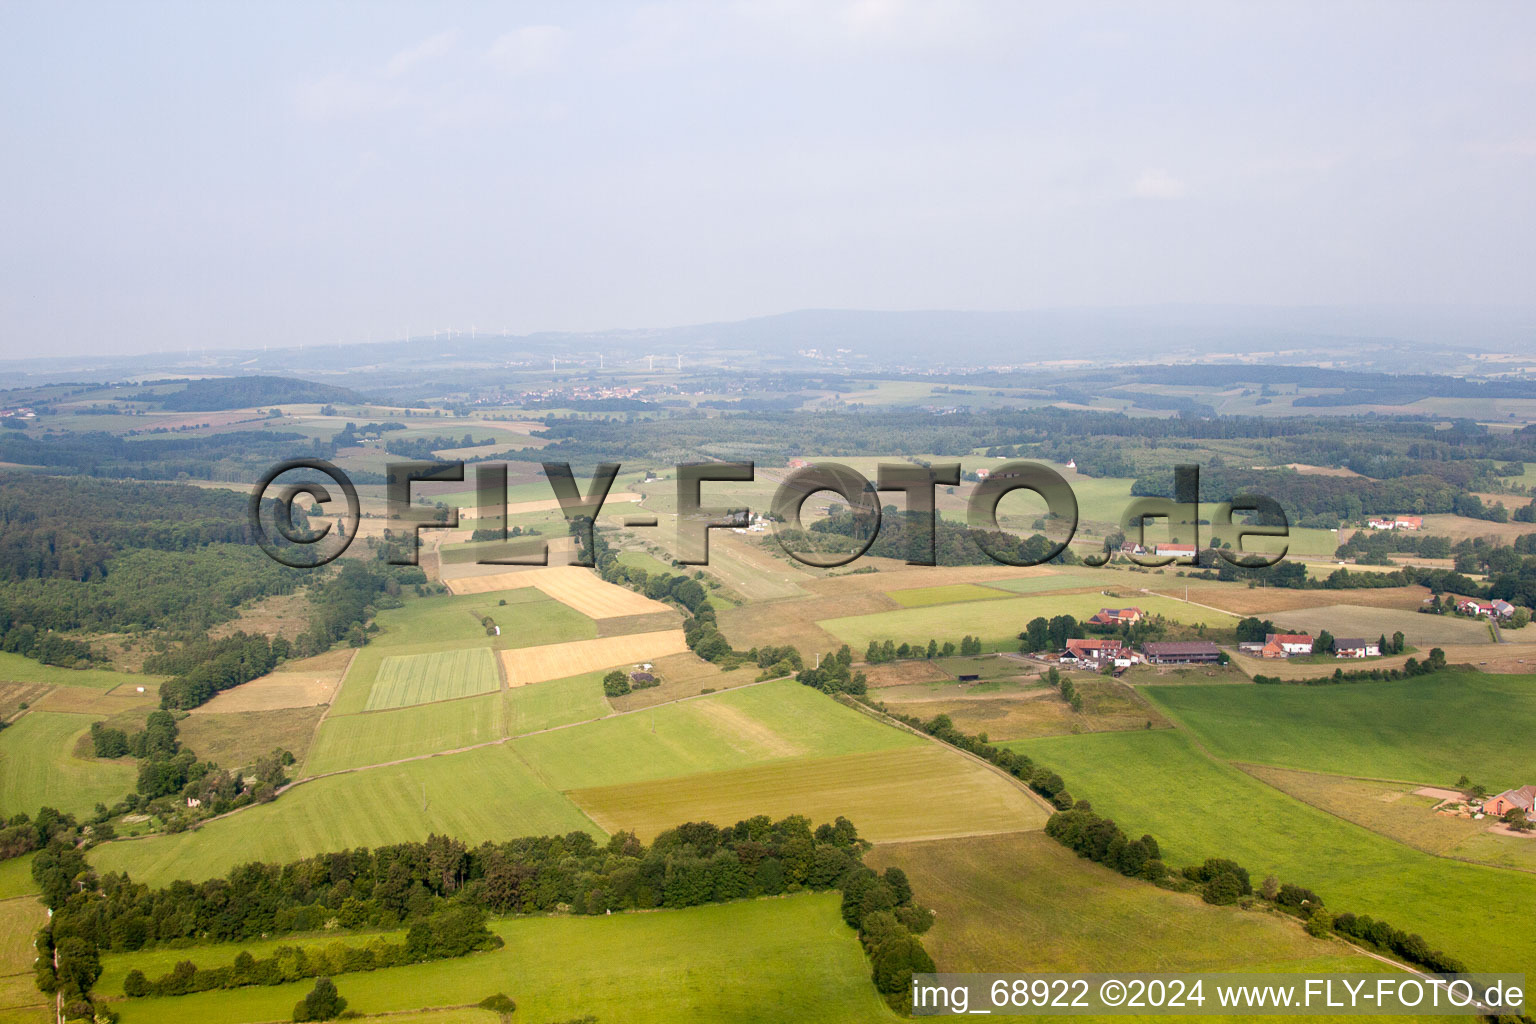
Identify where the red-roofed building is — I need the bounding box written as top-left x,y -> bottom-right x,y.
1087,607 -> 1144,627
1485,786 -> 1536,817
1264,633 -> 1314,656
1155,544 -> 1197,560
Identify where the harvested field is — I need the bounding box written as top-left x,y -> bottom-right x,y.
455,491 -> 641,518
194,650 -> 351,713
446,566 -> 672,619
365,647 -> 501,710
862,660 -> 954,687
0,682 -> 50,720
1256,604 -> 1493,646
875,677 -> 1167,740
1144,582 -> 1431,616
33,684 -> 156,716
501,630 -> 690,686
596,609 -> 683,636
176,706 -> 325,769
570,745 -> 1049,843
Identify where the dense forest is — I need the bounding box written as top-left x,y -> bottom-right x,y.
152,376 -> 360,412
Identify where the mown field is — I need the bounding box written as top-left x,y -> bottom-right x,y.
103,894 -> 894,1024
365,647 -> 501,710
820,592 -> 1239,649
504,670 -> 612,734
303,693 -> 505,776
508,679 -> 918,790
1143,671 -> 1535,789
90,744 -> 601,886
571,745 -> 1048,843
1012,728 -> 1536,973
0,711 -> 137,818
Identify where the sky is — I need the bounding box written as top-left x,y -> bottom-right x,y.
1,1 -> 1534,358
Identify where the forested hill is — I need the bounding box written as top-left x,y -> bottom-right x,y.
0,474 -> 255,581
153,375 -> 360,411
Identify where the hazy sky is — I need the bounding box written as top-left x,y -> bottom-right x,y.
2,1 -> 1534,357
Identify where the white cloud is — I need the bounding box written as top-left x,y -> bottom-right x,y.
487,26 -> 566,75
1132,169 -> 1188,200
385,30 -> 459,77
292,73 -> 405,121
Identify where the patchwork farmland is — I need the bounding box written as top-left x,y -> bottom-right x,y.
364,647 -> 501,710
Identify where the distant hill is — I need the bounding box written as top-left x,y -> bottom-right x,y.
156,375 -> 360,411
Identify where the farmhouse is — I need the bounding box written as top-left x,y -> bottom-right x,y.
1118,541 -> 1147,556
1263,633 -> 1314,657
1456,598 -> 1501,618
1491,599 -> 1516,618
1141,640 -> 1222,665
1368,515 -> 1423,530
1484,786 -> 1536,817
787,458 -> 810,469
1064,638 -> 1124,667
1333,637 -> 1381,658
1087,607 -> 1144,627
1155,544 -> 1196,560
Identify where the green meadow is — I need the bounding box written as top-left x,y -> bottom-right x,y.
365,647 -> 501,710
821,592 -> 1238,649
887,582 -> 1013,607
104,894 -> 894,1024
0,651 -> 155,690
90,745 -> 600,886
1143,671 -> 1536,789
1012,728 -> 1536,973
505,671 -> 612,734
508,679 -> 918,791
0,712 -> 137,818
303,693 -> 505,776
0,854 -> 37,900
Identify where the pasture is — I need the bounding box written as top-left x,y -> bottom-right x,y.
0,712 -> 136,818
90,744 -> 600,886
303,693 -> 505,776
0,856 -> 37,900
867,832 -> 1390,979
375,589 -> 595,651
1252,604 -> 1493,647
887,582 -> 1014,607
177,706 -> 324,770
1244,766 -> 1536,873
876,676 -> 1168,740
365,647 -> 501,710
104,894 -> 893,1024
1142,671 -> 1536,789
500,629 -> 689,686
1014,728 -> 1536,973
571,745 -> 1048,843
509,679 -> 917,790
504,671 -> 613,734
820,592 -> 1239,650
0,652 -> 151,690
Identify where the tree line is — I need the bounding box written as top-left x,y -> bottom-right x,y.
32,814 -> 929,1019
